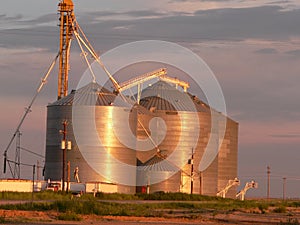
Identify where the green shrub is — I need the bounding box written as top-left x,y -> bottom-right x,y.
258,203 -> 268,214
57,211 -> 81,221
287,202 -> 300,207
0,215 -> 7,223
273,206 -> 287,213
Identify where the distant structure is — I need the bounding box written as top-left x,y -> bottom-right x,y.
236,181 -> 258,200
44,0 -> 239,197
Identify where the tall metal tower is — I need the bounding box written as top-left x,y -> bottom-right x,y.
57,0 -> 75,100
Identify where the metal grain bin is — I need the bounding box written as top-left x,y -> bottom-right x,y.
137,81 -> 238,197
44,82 -> 137,194
136,81 -> 200,193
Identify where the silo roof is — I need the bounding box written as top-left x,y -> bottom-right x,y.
49,82 -> 127,107
138,154 -> 179,172
139,81 -> 209,112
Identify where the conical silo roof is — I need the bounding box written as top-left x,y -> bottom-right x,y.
49,82 -> 129,107
138,154 -> 179,172
187,93 -> 211,113
139,81 -> 208,112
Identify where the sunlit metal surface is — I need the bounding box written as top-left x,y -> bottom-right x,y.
137,81 -> 238,197
45,82 -> 137,194
44,81 -> 238,197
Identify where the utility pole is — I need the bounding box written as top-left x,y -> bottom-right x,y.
267,166 -> 270,200
37,160 -> 40,181
32,164 -> 35,201
61,121 -> 67,192
283,177 -> 287,200
190,148 -> 194,194
199,171 -> 203,195
67,161 -> 70,193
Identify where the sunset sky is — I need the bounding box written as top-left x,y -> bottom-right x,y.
1,0 -> 300,198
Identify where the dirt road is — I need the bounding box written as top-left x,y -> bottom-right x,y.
1,209 -> 298,225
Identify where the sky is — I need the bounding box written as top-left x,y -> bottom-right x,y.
0,0 -> 300,198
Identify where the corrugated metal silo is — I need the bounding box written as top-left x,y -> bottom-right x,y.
137,81 -> 238,197
191,95 -> 238,197
137,81 -> 200,193
45,82 -> 137,194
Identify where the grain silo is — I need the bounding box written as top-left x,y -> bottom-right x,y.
136,81 -> 238,197
44,80 -> 238,196
136,81 -> 200,193
43,0 -> 238,197
44,82 -> 137,194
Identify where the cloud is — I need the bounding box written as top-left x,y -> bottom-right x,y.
77,5 -> 300,47
267,0 -> 292,4
23,13 -> 57,25
104,6 -> 300,42
0,26 -> 58,50
1,6 -> 300,121
87,10 -> 165,20
77,10 -> 168,23
193,6 -> 300,40
0,13 -> 57,31
0,14 -> 23,21
1,5 -> 300,51
0,14 -> 24,30
123,10 -> 167,17
171,0 -> 295,5
270,134 -> 300,138
1,5 -> 300,125
167,0 -> 300,12
255,48 -> 278,54
285,49 -> 300,57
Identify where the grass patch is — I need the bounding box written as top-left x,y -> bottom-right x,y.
0,198 -> 293,218
0,191 -> 70,201
273,206 -> 287,213
95,192 -> 139,200
1,192 -> 300,219
258,203 -> 268,214
0,215 -> 8,223
58,211 -> 81,221
93,192 -> 223,201
135,192 -> 220,201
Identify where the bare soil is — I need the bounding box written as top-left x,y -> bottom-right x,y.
1,207 -> 300,225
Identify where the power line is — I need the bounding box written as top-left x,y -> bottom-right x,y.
6,159 -> 43,168
20,147 -> 45,158
2,52 -> 59,177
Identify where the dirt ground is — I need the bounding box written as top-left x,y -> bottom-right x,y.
1,208 -> 300,225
